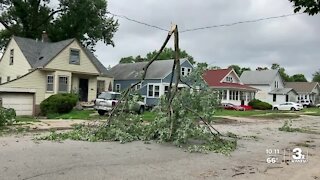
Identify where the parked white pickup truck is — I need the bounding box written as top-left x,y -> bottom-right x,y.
94,91 -> 146,115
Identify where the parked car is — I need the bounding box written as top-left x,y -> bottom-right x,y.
222,103 -> 245,111
297,100 -> 312,108
94,91 -> 146,115
272,102 -> 303,111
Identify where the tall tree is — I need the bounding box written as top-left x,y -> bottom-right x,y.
291,74 -> 308,82
228,65 -> 251,76
146,47 -> 195,64
0,0 -> 118,51
256,67 -> 269,71
119,55 -> 147,64
289,0 -> 320,15
119,47 -> 195,64
312,69 -> 320,82
271,63 -> 292,82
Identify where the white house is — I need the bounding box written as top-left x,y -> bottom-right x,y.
203,68 -> 258,105
240,70 -> 297,105
285,82 -> 320,104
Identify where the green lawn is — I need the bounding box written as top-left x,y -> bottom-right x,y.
47,110 -> 97,120
301,107 -> 320,116
214,110 -> 269,117
140,111 -> 157,122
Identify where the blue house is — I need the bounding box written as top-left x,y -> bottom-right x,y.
109,59 -> 194,106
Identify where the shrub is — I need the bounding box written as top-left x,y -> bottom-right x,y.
40,93 -> 78,115
248,99 -> 272,110
0,107 -> 16,126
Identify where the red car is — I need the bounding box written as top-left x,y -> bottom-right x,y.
222,103 -> 245,111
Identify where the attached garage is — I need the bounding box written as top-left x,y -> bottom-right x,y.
0,88 -> 35,116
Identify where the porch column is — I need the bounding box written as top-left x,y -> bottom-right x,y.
226,89 -> 230,101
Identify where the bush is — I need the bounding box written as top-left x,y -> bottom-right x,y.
0,107 -> 16,126
40,93 -> 78,115
248,99 -> 272,110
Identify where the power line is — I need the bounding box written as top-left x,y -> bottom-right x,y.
180,13 -> 304,33
107,12 -> 169,32
107,11 -> 304,33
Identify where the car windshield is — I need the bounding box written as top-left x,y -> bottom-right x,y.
98,92 -> 121,100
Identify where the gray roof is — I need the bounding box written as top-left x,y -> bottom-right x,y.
240,70 -> 278,85
269,88 -> 297,95
285,82 -> 319,93
13,36 -> 111,77
109,59 -> 188,80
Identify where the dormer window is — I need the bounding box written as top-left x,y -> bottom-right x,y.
226,76 -> 233,82
69,49 -> 80,65
181,67 -> 192,76
9,49 -> 14,65
181,67 -> 185,76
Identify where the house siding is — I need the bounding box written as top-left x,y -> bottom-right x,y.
45,41 -> 99,74
0,70 -> 46,105
0,38 -> 32,83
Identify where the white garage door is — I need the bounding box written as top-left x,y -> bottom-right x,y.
1,93 -> 34,116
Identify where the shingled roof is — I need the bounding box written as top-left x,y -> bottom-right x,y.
240,70 -> 279,85
109,59 -> 188,80
285,82 -> 320,93
13,36 -> 111,77
203,68 -> 257,91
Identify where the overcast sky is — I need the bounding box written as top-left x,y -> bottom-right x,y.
94,0 -> 320,80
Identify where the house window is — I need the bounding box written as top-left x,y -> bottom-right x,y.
46,75 -> 54,92
69,49 -> 80,65
223,90 -> 227,100
115,84 -> 121,92
226,77 -> 233,82
58,76 -> 69,92
181,67 -> 185,76
148,85 -> 153,97
97,80 -> 105,96
305,95 -> 308,99
154,86 -> 160,97
9,49 -> 14,65
187,68 -> 192,75
7,76 -> 10,82
164,85 -> 169,95
229,90 -> 234,100
273,94 -> 277,102
148,84 -> 160,97
136,83 -> 141,90
0,77 -> 2,84
235,91 -> 239,100
274,81 -> 279,88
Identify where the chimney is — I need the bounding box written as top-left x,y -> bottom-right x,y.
41,31 -> 49,42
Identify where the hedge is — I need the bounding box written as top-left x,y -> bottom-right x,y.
248,99 -> 272,110
40,93 -> 78,115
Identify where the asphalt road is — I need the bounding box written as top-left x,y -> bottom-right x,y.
1,116 -> 319,180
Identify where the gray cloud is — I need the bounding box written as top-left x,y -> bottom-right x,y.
95,0 -> 320,81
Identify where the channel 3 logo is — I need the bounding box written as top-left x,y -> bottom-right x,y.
291,148 -> 308,163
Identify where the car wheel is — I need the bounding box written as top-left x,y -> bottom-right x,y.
138,106 -> 145,114
273,107 -> 278,110
98,110 -> 106,116
303,105 -> 307,108
291,107 -> 296,111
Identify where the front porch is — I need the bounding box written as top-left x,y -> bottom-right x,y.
218,89 -> 256,106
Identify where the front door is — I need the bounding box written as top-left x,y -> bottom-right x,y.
79,78 -> 89,102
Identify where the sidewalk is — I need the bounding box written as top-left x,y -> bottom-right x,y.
26,119 -> 89,131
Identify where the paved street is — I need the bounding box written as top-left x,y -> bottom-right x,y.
1,116 -> 320,180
